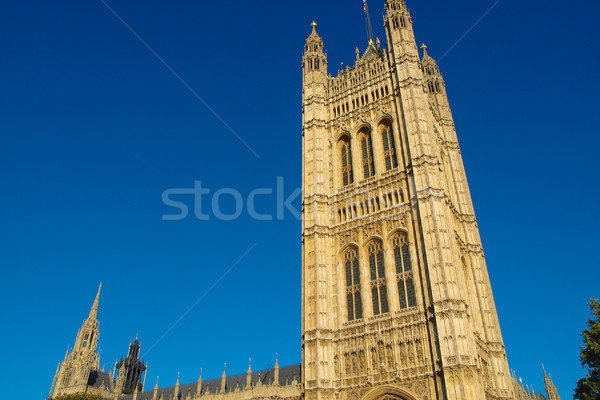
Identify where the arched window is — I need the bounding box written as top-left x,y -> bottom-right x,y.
368,241 -> 389,315
344,247 -> 362,321
392,233 -> 416,309
382,125 -> 398,170
361,131 -> 375,178
340,139 -> 354,186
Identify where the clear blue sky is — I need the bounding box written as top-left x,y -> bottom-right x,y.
0,0 -> 598,399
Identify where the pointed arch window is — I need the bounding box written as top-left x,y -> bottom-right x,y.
344,247 -> 362,321
361,132 -> 375,178
368,241 -> 389,315
382,126 -> 398,170
392,233 -> 416,309
340,139 -> 354,186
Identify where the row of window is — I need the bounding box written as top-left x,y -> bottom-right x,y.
337,189 -> 404,223
344,233 -> 417,322
328,64 -> 388,97
339,125 -> 399,186
332,85 -> 390,118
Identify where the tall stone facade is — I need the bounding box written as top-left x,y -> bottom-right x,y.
301,1 -> 530,400
48,1 -> 560,400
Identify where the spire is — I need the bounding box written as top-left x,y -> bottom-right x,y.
273,355 -> 280,386
152,377 -> 158,400
221,364 -> 227,393
543,365 -> 561,400
246,358 -> 252,388
197,369 -> 203,395
363,0 -> 375,45
174,373 -> 180,399
88,283 -> 102,320
142,363 -> 148,392
421,44 -> 429,59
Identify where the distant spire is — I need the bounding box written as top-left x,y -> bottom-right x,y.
197,369 -> 203,394
246,359 -> 252,388
221,364 -> 227,393
274,354 -> 280,386
142,363 -> 148,391
421,44 -> 429,58
363,0 -> 375,45
152,377 -> 158,400
174,373 -> 180,399
89,283 -> 102,320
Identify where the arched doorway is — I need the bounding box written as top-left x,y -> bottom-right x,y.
360,385 -> 420,400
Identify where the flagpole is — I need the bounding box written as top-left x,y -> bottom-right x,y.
363,0 -> 375,44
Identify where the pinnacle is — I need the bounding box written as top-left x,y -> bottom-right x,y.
88,283 -> 102,320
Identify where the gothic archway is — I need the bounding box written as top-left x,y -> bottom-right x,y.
361,385 -> 420,400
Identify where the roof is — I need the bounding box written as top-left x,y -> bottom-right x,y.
88,370 -> 114,392
121,364 -> 301,400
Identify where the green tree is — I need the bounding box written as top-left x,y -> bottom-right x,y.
575,299 -> 600,400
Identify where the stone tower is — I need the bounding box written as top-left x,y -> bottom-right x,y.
115,337 -> 147,395
301,1 -> 514,400
543,367 -> 560,400
51,284 -> 103,397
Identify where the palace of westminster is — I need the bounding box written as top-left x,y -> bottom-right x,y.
48,1 -> 561,399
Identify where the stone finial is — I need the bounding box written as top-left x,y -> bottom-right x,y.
421,43 -> 428,57
311,21 -> 317,33
246,358 -> 252,389
274,355 -> 280,386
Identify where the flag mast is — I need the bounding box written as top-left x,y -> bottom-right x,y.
363,0 -> 375,44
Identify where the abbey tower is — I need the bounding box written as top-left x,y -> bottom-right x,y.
301,1 -> 514,399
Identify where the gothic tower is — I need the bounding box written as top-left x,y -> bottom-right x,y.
52,284 -> 103,397
301,1 -> 514,400
115,337 -> 147,395
543,367 -> 560,400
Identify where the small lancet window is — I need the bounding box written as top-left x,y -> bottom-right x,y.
340,139 -> 354,186
368,241 -> 389,316
361,132 -> 375,178
393,233 -> 416,309
345,248 -> 362,321
382,126 -> 399,171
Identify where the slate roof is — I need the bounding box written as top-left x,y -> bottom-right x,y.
88,370 -> 114,392
122,364 -> 301,400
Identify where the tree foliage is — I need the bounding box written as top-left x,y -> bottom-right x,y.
53,393 -> 105,400
575,299 -> 600,400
